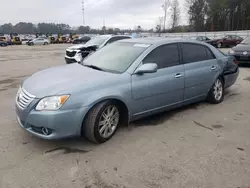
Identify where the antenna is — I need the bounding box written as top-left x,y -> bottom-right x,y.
82,0 -> 85,26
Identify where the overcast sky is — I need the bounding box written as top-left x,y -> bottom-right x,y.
0,0 -> 187,29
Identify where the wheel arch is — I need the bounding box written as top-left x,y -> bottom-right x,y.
80,97 -> 130,135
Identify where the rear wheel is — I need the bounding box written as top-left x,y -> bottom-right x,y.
83,101 -> 120,144
44,42 -> 48,45
207,77 -> 224,104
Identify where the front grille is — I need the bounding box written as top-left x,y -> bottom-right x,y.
16,87 -> 36,109
66,50 -> 76,57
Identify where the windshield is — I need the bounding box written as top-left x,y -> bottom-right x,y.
85,36 -> 109,46
83,42 -> 151,73
241,37 -> 250,44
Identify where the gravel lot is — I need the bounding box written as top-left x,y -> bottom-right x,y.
0,44 -> 250,188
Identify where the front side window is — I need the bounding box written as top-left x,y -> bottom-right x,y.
143,44 -> 180,69
83,42 -> 150,73
181,43 -> 211,63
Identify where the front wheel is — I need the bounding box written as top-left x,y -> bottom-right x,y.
83,101 -> 120,144
207,78 -> 224,104
44,42 -> 48,45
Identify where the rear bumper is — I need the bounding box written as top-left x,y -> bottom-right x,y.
224,67 -> 239,88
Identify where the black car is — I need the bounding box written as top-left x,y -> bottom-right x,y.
0,41 -> 8,47
72,36 -> 91,44
229,36 -> 250,63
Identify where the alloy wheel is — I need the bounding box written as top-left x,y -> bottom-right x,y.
98,105 -> 120,138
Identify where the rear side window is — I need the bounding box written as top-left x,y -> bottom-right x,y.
143,44 -> 180,69
181,43 -> 214,64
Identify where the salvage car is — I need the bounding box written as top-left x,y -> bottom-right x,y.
65,35 -> 132,64
229,36 -> 250,63
27,38 -> 50,46
15,38 -> 239,144
206,35 -> 243,48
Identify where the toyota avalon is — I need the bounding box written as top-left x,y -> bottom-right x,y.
15,38 -> 239,144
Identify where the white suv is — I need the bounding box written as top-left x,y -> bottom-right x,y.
65,35 -> 132,64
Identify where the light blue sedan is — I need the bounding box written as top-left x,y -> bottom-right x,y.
15,38 -> 239,143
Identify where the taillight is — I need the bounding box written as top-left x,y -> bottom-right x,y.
233,59 -> 238,65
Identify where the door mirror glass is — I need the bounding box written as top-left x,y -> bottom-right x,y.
135,63 -> 158,74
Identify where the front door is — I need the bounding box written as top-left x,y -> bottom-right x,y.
180,43 -> 219,101
131,43 -> 185,116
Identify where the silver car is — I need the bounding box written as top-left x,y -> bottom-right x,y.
27,38 -> 50,46
15,38 -> 239,144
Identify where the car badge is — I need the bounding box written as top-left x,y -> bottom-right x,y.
243,51 -> 248,55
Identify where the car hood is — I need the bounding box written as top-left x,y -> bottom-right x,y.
22,63 -> 118,98
233,44 -> 250,51
67,43 -> 98,50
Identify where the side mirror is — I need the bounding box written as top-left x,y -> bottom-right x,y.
135,63 -> 158,74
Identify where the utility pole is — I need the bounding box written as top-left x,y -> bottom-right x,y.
82,0 -> 85,26
162,0 -> 170,32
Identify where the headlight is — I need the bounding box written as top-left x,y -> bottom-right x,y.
229,49 -> 235,54
36,95 -> 70,111
75,52 -> 82,62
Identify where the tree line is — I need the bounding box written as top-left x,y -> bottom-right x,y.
0,22 -> 151,35
186,0 -> 250,32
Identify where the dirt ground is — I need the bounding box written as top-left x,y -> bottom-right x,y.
0,44 -> 250,188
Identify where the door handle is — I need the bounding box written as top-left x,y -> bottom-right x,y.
211,66 -> 217,70
175,73 -> 182,78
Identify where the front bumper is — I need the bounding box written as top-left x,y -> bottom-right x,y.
15,102 -> 89,140
233,54 -> 250,63
65,56 -> 77,64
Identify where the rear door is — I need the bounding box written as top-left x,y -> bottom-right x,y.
131,43 -> 185,115
180,43 -> 219,101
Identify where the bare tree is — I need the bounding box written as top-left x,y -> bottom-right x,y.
155,16 -> 164,34
171,0 -> 180,28
162,0 -> 171,32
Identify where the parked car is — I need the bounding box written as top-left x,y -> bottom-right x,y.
191,36 -> 211,42
229,36 -> 250,64
72,36 -> 91,44
15,38 -> 239,144
206,35 -> 243,48
27,38 -> 50,46
65,35 -> 132,64
0,40 -> 8,47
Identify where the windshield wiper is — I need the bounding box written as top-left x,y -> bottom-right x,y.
83,64 -> 105,71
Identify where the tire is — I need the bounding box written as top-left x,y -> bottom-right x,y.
207,77 -> 224,104
44,42 -> 48,45
217,43 -> 222,48
29,42 -> 34,46
83,101 -> 120,144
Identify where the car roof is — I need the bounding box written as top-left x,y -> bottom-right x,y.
118,37 -> 208,45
